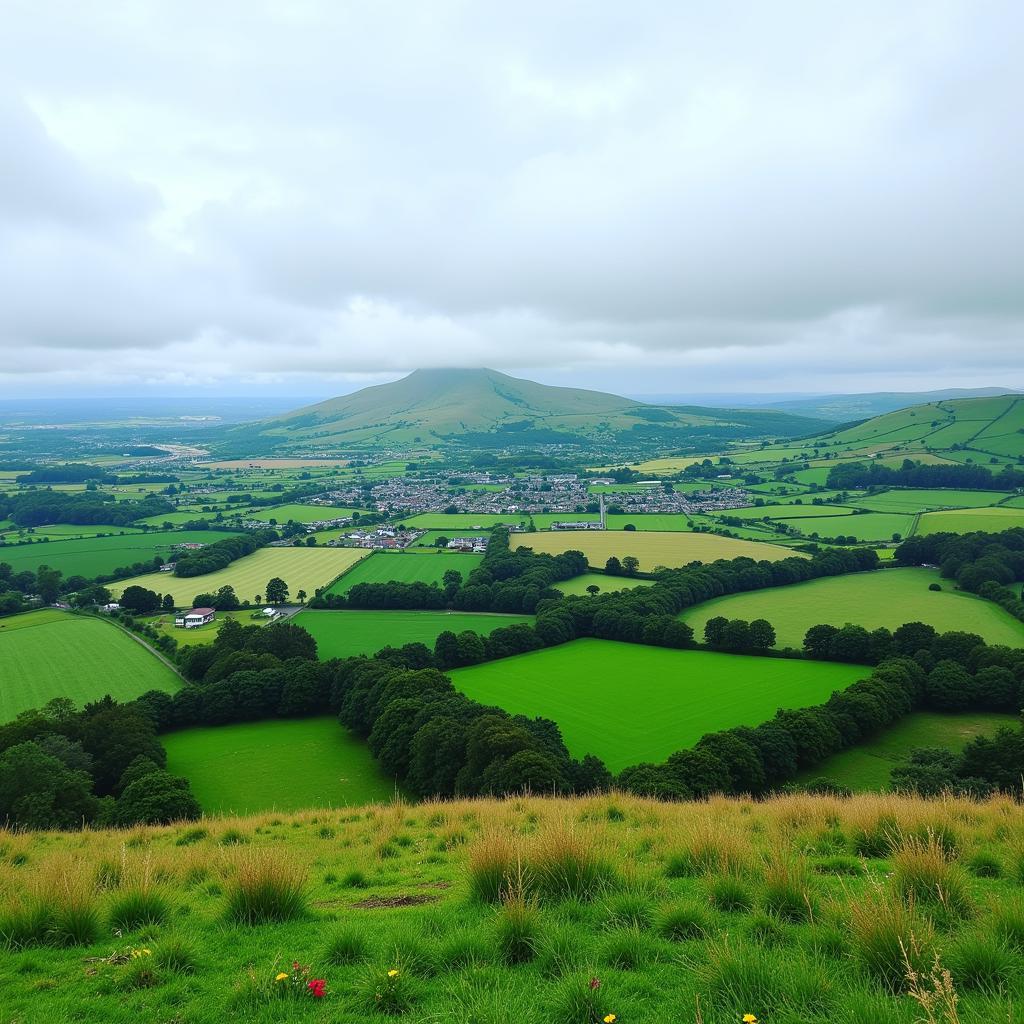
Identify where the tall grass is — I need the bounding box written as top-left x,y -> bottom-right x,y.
891,832 -> 974,920
849,887 -> 936,992
223,849 -> 307,924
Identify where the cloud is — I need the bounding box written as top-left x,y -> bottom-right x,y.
0,0 -> 1022,396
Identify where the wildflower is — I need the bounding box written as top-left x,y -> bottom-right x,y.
307,978 -> 326,998
604,1016 -> 617,1023
742,1016 -> 758,1023
275,972 -> 289,982
387,968 -> 399,978
589,977 -> 601,990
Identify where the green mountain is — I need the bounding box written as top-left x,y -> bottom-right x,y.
767,387 -> 1021,422
232,368 -> 829,451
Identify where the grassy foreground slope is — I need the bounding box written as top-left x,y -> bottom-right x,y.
451,639 -> 865,771
163,718 -> 395,813
680,568 -> 1024,648
3,792 -> 1024,1023
0,610 -> 180,721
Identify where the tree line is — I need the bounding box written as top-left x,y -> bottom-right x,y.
0,489 -> 173,528
827,458 -> 1024,492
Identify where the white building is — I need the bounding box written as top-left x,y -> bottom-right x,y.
174,607 -> 216,629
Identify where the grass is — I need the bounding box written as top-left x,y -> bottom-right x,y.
450,639 -> 866,771
680,567 -> 1024,648
0,529 -> 241,578
4,791 -> 1024,1022
141,609 -> 271,647
325,551 -> 483,595
293,609 -> 533,659
515,530 -> 800,571
245,503 -> 364,524
552,573 -> 655,596
0,611 -> 180,722
112,546 -> 370,608
400,513 -> 530,529
795,711 -> 1016,790
162,717 -> 396,813
783,512 -> 916,541
917,507 -> 1024,535
849,488 -> 1013,513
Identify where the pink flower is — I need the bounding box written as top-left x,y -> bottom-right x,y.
589,977 -> 601,991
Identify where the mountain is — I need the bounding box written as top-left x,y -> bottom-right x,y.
230,368 -> 830,452
764,387 -> 1021,422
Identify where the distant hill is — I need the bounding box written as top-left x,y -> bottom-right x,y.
765,387 -> 1021,422
230,368 -> 829,452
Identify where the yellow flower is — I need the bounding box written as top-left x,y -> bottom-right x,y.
604,1016 -> 617,1023
275,972 -> 289,982
387,969 -> 399,978
142,949 -> 151,956
742,1016 -> 758,1023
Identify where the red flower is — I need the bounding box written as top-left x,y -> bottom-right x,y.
307,979 -> 326,998
589,977 -> 601,990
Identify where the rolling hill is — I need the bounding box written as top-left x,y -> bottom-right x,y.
765,386 -> 1021,422
227,368 -> 829,451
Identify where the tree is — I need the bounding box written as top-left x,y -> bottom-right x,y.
605,556 -> 622,576
748,619 -> 776,651
704,616 -> 729,649
120,585 -> 161,615
890,748 -> 960,797
116,771 -> 201,825
621,556 -> 640,577
265,577 -> 289,604
296,589 -> 307,604
35,566 -> 62,603
0,741 -> 98,828
161,593 -> 175,611
585,584 -> 601,596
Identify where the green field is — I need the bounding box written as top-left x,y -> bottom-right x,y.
408,530 -> 491,548
917,506 -> 1024,535
553,573 -> 656,596
848,488 -> 1012,513
0,523 -> 145,540
325,550 -> 483,595
680,567 -> 1024,648
399,513 -> 528,529
451,639 -> 866,771
294,609 -> 533,659
142,609 -> 271,646
785,512 -> 916,541
797,711 -> 1017,790
113,546 -> 370,607
518,530 -> 799,571
163,717 -> 395,813
0,530 -> 240,578
0,610 -> 180,721
725,503 -> 856,520
246,503 -> 364,524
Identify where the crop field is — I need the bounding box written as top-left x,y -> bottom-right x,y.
518,530 -> 799,571
917,506 -> 1024,535
0,530 -> 241,578
553,573 -> 655,596
113,546 -> 370,607
0,610 -> 180,721
294,609 -> 533,659
162,717 -> 395,813
784,512 -> 915,541
246,503 -> 364,524
451,639 -> 866,771
325,551 -> 483,594
797,711 -> 1017,791
681,567 -> 1024,648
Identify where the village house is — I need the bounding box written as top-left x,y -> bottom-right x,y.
174,607 -> 216,629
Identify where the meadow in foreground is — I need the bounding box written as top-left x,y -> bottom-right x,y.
3,791 -> 1024,1023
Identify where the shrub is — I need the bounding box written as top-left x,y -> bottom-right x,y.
325,926 -> 373,965
223,851 -> 307,924
108,888 -> 171,932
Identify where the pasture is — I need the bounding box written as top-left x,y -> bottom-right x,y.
246,503 -> 363,524
785,512 -> 915,541
0,610 -> 180,721
113,546 -> 370,607
916,506 -> 1024,535
142,610 -> 270,646
517,530 -> 799,571
680,567 -> 1024,648
451,639 -> 866,771
162,717 -> 395,813
797,711 -> 1017,791
294,609 -> 533,659
0,530 -> 241,579
325,550 -> 482,594
553,573 -> 655,596
399,513 -> 528,530
848,488 -> 1012,513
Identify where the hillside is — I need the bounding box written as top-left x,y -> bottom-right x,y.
227,368 -> 829,451
3,791 -> 1024,1023
767,387 -> 1021,422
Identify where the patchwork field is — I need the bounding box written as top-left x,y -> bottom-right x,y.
0,530 -> 241,578
916,506 -> 1024,535
451,639 -> 866,771
113,546 -> 370,607
783,512 -> 916,541
325,550 -> 483,595
163,717 -> 395,813
399,513 -> 528,530
680,567 -> 1024,648
553,573 -> 656,596
0,610 -> 180,721
246,503 -> 364,524
848,488 -> 1012,513
294,609 -> 533,660
517,530 -> 799,571
797,711 -> 1017,791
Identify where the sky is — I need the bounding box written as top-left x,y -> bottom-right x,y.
1,0 -> 1022,400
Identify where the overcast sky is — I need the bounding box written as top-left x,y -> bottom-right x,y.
1,0 -> 1022,400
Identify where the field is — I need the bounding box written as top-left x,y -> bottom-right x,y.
916,506 -> 1024,535
325,551 -> 483,595
246,504 -> 364,524
680,567 -> 1024,648
142,610 -> 271,646
294,610 -> 533,659
553,573 -> 655,596
783,512 -> 916,541
399,513 -> 528,530
0,610 -> 180,721
849,488 -> 1013,513
451,639 -> 865,771
407,530 -> 490,548
797,711 -> 1017,790
162,717 -> 395,813
517,530 -> 799,571
112,547 -> 370,608
0,530 -> 240,578
7,790 -> 1024,1022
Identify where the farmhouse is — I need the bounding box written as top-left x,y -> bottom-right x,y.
174,607 -> 216,629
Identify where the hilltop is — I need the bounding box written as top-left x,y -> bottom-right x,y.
227,368 -> 829,452
766,386 -> 1022,422
3,790 -> 1024,1023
